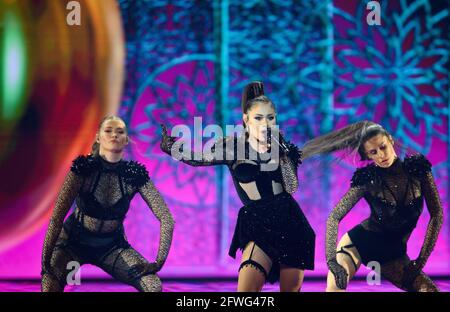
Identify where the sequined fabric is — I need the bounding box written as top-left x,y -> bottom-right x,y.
229,192 -> 315,284
73,207 -> 120,233
279,139 -> 302,195
380,255 -> 439,292
161,129 -> 314,283
326,186 -> 365,264
326,154 -> 443,290
161,130 -> 303,201
280,153 -> 299,195
42,171 -> 83,278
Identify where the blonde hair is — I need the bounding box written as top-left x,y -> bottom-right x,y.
90,115 -> 128,156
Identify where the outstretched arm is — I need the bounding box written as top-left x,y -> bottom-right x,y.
41,171 -> 82,276
139,179 -> 175,271
326,186 -> 365,289
160,124 -> 232,167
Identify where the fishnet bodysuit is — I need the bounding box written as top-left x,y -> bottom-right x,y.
326,156 -> 443,291
41,155 -> 174,292
160,128 -> 305,282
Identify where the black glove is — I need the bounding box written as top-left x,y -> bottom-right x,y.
128,262 -> 160,280
160,124 -> 176,153
327,259 -> 348,290
285,141 -> 303,165
41,261 -> 58,280
277,131 -> 302,164
401,259 -> 423,288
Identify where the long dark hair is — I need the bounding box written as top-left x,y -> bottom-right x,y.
241,81 -> 275,128
302,120 -> 393,161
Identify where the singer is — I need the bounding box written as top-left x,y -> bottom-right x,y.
160,81 -> 315,292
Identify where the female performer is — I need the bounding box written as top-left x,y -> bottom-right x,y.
160,82 -> 315,292
302,121 -> 443,291
41,116 -> 175,292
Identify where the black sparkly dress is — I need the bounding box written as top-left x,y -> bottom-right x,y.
161,133 -> 315,284
326,155 -> 443,291
41,155 -> 174,292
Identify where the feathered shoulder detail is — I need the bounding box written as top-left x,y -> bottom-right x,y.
283,140 -> 303,165
404,154 -> 432,179
119,160 -> 150,188
70,155 -> 100,176
351,164 -> 380,188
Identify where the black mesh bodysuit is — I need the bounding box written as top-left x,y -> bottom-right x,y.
326,155 -> 443,291
41,155 -> 175,292
161,129 -> 315,284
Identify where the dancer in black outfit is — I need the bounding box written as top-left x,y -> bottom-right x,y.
161,82 -> 315,292
301,121 -> 443,291
41,116 -> 175,292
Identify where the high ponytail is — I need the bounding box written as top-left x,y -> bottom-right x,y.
302,121 -> 390,160
241,81 -> 264,113
241,81 -> 275,129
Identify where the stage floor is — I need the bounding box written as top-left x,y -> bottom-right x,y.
1,278 -> 449,292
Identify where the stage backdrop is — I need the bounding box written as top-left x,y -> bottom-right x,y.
0,0 -> 448,279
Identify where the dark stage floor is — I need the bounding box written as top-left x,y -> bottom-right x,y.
1,278 -> 449,292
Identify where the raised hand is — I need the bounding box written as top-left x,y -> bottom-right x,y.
128,262 -> 160,280
401,259 -> 423,288
160,124 -> 176,154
